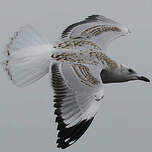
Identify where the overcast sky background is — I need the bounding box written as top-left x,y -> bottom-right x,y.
0,0 -> 152,152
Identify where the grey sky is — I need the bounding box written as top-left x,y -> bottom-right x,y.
0,0 -> 152,151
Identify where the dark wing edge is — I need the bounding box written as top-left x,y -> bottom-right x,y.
51,63 -> 95,149
61,15 -> 101,39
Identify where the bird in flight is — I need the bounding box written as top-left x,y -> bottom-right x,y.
1,15 -> 150,149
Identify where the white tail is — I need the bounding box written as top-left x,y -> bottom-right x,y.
1,25 -> 53,87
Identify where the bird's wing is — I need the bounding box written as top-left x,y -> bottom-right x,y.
59,15 -> 130,50
50,63 -> 104,149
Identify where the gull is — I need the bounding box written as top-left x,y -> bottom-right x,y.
1,15 -> 150,149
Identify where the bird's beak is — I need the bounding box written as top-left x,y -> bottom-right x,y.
137,76 -> 150,82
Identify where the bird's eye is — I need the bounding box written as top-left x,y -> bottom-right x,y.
128,69 -> 133,73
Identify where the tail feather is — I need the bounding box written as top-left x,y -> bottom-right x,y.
2,25 -> 53,87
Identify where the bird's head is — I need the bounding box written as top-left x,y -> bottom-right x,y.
100,64 -> 150,84
119,64 -> 150,82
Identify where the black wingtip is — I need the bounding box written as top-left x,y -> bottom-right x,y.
56,118 -> 94,149
86,15 -> 100,20
86,14 -> 106,21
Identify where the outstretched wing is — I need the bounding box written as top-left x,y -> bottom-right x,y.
50,63 -> 104,149
60,15 -> 130,50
